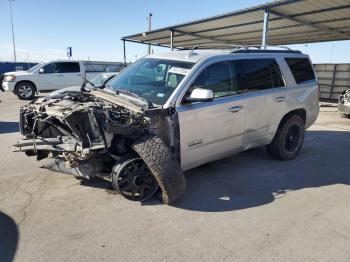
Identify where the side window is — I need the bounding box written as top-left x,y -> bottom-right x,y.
55,62 -> 80,73
285,58 -> 315,84
42,63 -> 55,74
239,59 -> 284,93
190,61 -> 236,98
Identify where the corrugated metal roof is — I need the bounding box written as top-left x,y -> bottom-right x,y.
122,0 -> 350,48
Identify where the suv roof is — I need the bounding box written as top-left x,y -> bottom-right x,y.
147,47 -> 305,63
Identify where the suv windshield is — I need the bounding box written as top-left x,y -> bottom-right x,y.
87,74 -> 116,88
106,58 -> 194,105
27,63 -> 43,72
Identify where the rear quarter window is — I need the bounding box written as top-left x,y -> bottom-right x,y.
285,58 -> 315,84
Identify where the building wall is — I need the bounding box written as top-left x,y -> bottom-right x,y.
0,62 -> 37,75
314,64 -> 350,101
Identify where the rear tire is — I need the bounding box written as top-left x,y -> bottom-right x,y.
15,82 -> 35,100
266,115 -> 305,161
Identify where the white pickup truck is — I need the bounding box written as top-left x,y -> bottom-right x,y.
2,60 -> 123,99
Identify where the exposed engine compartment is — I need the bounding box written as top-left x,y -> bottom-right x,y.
15,91 -> 157,178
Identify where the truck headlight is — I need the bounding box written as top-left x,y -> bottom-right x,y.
4,75 -> 16,82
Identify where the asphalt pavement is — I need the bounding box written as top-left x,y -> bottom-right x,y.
1,92 -> 349,262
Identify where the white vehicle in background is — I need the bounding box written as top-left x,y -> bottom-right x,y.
2,60 -> 124,100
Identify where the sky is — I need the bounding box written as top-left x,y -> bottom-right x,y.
0,0 -> 349,64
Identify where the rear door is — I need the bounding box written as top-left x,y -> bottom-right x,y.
238,58 -> 288,149
176,61 -> 245,171
54,62 -> 82,88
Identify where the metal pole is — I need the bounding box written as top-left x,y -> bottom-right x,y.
9,0 -> 17,62
123,39 -> 126,66
170,30 -> 174,51
262,8 -> 269,49
147,13 -> 153,54
329,64 -> 337,99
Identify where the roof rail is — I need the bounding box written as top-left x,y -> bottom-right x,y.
191,43 -> 248,50
230,45 -> 300,54
183,44 -> 298,57
184,44 -> 246,58
183,43 -> 293,52
244,45 -> 292,50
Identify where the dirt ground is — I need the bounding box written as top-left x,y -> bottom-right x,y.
1,92 -> 349,262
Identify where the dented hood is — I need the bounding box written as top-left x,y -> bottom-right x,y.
90,89 -> 148,113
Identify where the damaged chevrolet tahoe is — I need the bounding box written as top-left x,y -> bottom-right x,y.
14,47 -> 320,204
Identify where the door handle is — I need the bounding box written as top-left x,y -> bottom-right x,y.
57,74 -> 64,77
275,96 -> 286,102
229,106 -> 243,113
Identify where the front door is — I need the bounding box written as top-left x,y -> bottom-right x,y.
37,62 -> 61,90
176,61 -> 245,171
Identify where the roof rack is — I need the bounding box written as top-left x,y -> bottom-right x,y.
183,44 -> 300,57
191,43 -> 248,50
244,45 -> 292,50
231,45 -> 301,54
183,43 -> 293,51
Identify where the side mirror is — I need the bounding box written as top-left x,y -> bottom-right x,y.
185,88 -> 214,103
39,68 -> 44,74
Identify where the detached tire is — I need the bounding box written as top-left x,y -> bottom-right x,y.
132,136 -> 186,204
15,82 -> 35,100
267,115 -> 305,161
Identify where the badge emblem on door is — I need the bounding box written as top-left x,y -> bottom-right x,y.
188,138 -> 203,147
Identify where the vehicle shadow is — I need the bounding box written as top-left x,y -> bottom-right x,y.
0,121 -> 19,134
59,130 -> 350,212
0,211 -> 19,262
173,130 -> 350,212
79,178 -> 114,191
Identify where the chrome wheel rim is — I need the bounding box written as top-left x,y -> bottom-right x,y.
18,85 -> 33,98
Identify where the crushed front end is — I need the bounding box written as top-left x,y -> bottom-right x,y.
14,91 -> 186,203
16,92 -> 150,178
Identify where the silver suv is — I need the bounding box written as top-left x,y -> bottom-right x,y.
15,47 -> 320,204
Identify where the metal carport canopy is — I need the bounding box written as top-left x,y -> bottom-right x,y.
122,0 -> 350,50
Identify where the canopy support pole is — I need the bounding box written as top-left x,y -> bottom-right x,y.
123,39 -> 126,66
170,30 -> 174,51
262,8 -> 269,49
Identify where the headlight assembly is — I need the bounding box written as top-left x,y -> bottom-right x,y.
4,75 -> 16,82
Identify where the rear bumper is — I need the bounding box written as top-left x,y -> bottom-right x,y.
2,81 -> 16,92
338,102 -> 350,115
